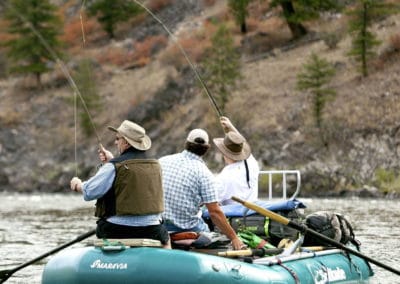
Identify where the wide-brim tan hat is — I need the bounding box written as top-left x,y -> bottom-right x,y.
108,120 -> 151,151
213,131 -> 251,161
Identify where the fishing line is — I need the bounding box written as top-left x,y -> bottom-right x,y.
74,91 -> 78,176
1,1 -> 102,146
80,0 -> 87,47
131,0 -> 223,118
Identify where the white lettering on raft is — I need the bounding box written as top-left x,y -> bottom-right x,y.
314,267 -> 346,284
90,259 -> 128,270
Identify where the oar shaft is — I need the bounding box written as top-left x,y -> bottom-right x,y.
16,229 -> 96,271
0,229 -> 96,282
231,196 -> 400,276
218,248 -> 284,257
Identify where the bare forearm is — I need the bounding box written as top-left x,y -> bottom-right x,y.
209,211 -> 237,241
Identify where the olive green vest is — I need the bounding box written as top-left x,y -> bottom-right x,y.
95,159 -> 164,217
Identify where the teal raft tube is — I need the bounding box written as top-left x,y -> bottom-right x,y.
42,246 -> 373,283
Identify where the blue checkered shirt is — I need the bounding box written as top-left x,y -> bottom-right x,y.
159,150 -> 218,229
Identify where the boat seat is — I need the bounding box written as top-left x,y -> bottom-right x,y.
92,238 -> 162,248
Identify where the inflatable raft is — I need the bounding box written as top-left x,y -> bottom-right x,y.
41,244 -> 373,284
41,198 -> 373,283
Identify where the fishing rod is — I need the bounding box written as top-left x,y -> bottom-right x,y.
0,1 -> 102,146
131,0 -> 223,118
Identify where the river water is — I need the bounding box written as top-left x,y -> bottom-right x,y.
0,193 -> 399,284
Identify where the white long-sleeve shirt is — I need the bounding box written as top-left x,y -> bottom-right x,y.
215,154 -> 259,205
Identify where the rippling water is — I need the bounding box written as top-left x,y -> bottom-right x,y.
0,193 -> 399,283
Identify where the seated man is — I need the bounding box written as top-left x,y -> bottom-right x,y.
70,120 -> 170,249
213,117 -> 260,205
159,128 -> 245,250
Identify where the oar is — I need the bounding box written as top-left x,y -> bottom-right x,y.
231,196 -> 400,276
0,229 -> 96,283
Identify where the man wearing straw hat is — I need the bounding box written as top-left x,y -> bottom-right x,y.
70,120 -> 171,248
213,116 -> 260,205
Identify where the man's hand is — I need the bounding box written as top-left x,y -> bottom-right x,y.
220,116 -> 240,134
98,144 -> 114,162
231,236 -> 246,250
70,177 -> 82,193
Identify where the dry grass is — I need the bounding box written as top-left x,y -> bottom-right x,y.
130,35 -> 168,63
147,0 -> 173,12
62,15 -> 104,51
389,33 -> 400,50
0,109 -> 23,126
158,31 -> 212,70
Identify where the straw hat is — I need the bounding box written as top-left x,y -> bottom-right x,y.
213,131 -> 251,161
108,120 -> 151,151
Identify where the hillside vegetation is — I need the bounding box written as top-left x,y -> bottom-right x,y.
0,0 -> 400,197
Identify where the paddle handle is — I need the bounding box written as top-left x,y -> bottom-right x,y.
231,196 -> 290,225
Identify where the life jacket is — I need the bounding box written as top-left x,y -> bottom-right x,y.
95,148 -> 164,218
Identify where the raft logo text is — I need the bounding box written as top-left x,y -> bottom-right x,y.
314,267 -> 346,283
90,259 -> 128,270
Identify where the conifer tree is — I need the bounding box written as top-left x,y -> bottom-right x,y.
3,0 -> 63,87
73,59 -> 102,138
270,0 -> 341,39
347,0 -> 399,77
297,53 -> 336,147
202,24 -> 242,113
87,0 -> 143,39
228,0 -> 250,34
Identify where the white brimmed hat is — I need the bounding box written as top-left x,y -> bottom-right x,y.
108,120 -> 151,150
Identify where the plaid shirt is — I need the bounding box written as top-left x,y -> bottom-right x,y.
159,150 -> 218,229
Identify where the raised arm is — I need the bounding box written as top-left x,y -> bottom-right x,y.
220,116 -> 240,135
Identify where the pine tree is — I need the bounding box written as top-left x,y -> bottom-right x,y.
297,53 -> 336,147
3,0 -> 63,87
270,0 -> 341,39
228,0 -> 250,34
202,24 -> 242,113
73,59 -> 102,138
347,0 -> 399,77
87,0 -> 143,39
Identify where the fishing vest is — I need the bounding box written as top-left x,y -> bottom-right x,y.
95,148 -> 164,218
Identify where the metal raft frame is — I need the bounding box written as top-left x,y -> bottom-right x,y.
259,170 -> 301,200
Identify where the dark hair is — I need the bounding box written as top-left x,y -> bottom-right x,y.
185,141 -> 210,156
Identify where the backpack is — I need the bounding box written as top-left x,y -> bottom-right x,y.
302,211 -> 360,249
265,209 -> 305,246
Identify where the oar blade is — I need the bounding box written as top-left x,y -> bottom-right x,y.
0,269 -> 12,283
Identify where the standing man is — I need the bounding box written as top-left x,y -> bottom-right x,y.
213,116 -> 260,205
159,128 -> 245,250
70,120 -> 170,248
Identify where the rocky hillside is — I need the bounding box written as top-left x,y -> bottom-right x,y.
0,0 -> 400,197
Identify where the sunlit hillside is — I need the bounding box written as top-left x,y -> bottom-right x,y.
0,0 -> 399,196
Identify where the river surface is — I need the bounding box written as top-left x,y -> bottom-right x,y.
0,193 -> 399,284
